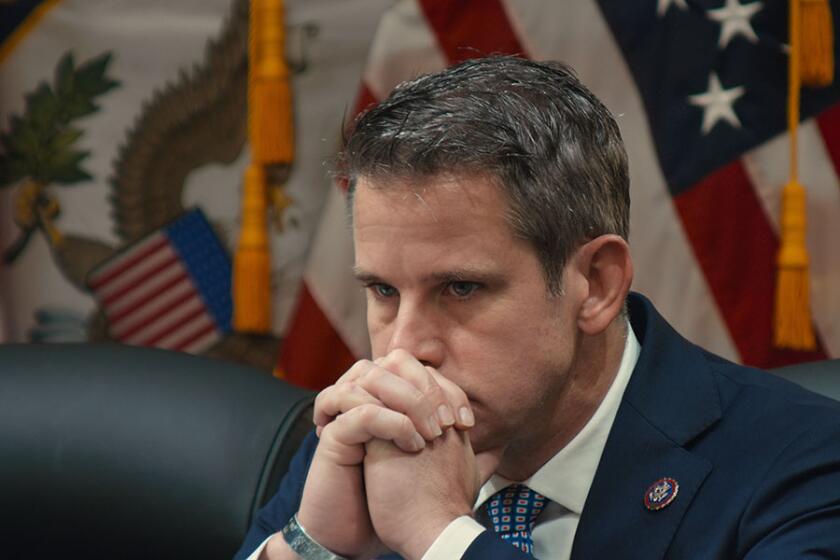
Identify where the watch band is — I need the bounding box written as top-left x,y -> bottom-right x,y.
282,513 -> 349,560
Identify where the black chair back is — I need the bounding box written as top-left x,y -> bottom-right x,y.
772,358 -> 840,402
0,343 -> 314,559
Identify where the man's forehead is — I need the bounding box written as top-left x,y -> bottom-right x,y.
353,172 -> 507,204
351,173 -> 517,234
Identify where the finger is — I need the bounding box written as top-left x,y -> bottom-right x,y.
324,356 -> 444,440
425,366 -> 475,429
378,349 -> 455,430
321,403 -> 426,455
332,358 -> 379,386
314,383 -> 383,427
378,350 -> 437,393
355,364 -> 444,440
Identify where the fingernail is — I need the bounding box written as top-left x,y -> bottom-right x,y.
412,432 -> 426,451
428,416 -> 443,437
437,404 -> 455,426
459,407 -> 475,427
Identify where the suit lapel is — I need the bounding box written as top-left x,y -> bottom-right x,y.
571,294 -> 720,559
571,402 -> 712,559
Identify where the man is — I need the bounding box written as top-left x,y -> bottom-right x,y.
236,56 -> 840,559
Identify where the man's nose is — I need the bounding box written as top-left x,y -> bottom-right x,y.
386,301 -> 444,368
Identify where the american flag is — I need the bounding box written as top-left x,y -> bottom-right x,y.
88,208 -> 232,354
279,0 -> 840,389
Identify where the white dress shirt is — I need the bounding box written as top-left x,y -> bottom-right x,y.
422,324 -> 640,560
248,324 -> 640,560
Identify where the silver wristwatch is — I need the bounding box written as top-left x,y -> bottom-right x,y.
281,513 -> 349,560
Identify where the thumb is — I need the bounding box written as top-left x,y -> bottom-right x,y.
475,447 -> 503,484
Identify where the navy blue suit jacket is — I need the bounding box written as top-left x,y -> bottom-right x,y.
236,293 -> 840,559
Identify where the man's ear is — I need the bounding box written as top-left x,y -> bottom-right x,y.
573,235 -> 633,335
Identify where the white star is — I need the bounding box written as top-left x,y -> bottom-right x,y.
688,73 -> 746,134
657,0 -> 688,17
707,0 -> 763,48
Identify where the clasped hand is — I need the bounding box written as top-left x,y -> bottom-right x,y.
291,349 -> 500,560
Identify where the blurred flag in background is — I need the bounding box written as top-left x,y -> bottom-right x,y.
279,0 -> 840,389
3,0 -> 839,385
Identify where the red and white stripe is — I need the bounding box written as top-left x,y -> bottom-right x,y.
89,231 -> 222,354
280,0 -> 840,389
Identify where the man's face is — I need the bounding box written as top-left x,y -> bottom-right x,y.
352,174 -> 583,454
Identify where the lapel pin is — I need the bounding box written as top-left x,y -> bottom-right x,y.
644,477 -> 679,511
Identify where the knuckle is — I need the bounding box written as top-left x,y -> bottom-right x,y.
355,358 -> 375,368
433,372 -> 468,402
316,383 -> 335,399
377,353 -> 395,368
409,387 -> 428,408
398,414 -> 415,436
319,421 -> 338,441
420,377 -> 445,403
337,381 -> 358,396
313,388 -> 333,411
440,380 -> 464,402
341,359 -> 374,381
355,403 -> 379,423
383,348 -> 409,368
361,365 -> 390,388
390,348 -> 410,360
356,368 -> 375,387
424,380 -> 445,402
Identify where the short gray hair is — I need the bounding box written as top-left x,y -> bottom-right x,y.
340,55 -> 629,293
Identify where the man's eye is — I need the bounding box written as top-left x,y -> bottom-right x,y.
369,283 -> 398,298
447,281 -> 479,298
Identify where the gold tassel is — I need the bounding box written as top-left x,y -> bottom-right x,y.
233,164 -> 272,333
775,0 -> 816,350
799,0 -> 834,87
250,0 -> 294,165
234,0 -> 295,333
775,179 -> 816,349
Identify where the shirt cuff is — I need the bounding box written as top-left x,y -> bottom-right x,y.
420,516 -> 485,560
245,535 -> 273,560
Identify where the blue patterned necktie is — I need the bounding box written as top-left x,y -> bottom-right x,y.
485,484 -> 547,556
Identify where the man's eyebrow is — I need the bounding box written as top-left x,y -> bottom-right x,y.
353,266 -> 504,285
353,265 -> 504,285
352,267 -> 382,285
424,268 -> 505,284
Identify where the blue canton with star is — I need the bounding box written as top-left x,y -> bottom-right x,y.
165,209 -> 233,333
597,0 -> 840,195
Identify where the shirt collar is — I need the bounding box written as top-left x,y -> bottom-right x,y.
475,320 -> 641,515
